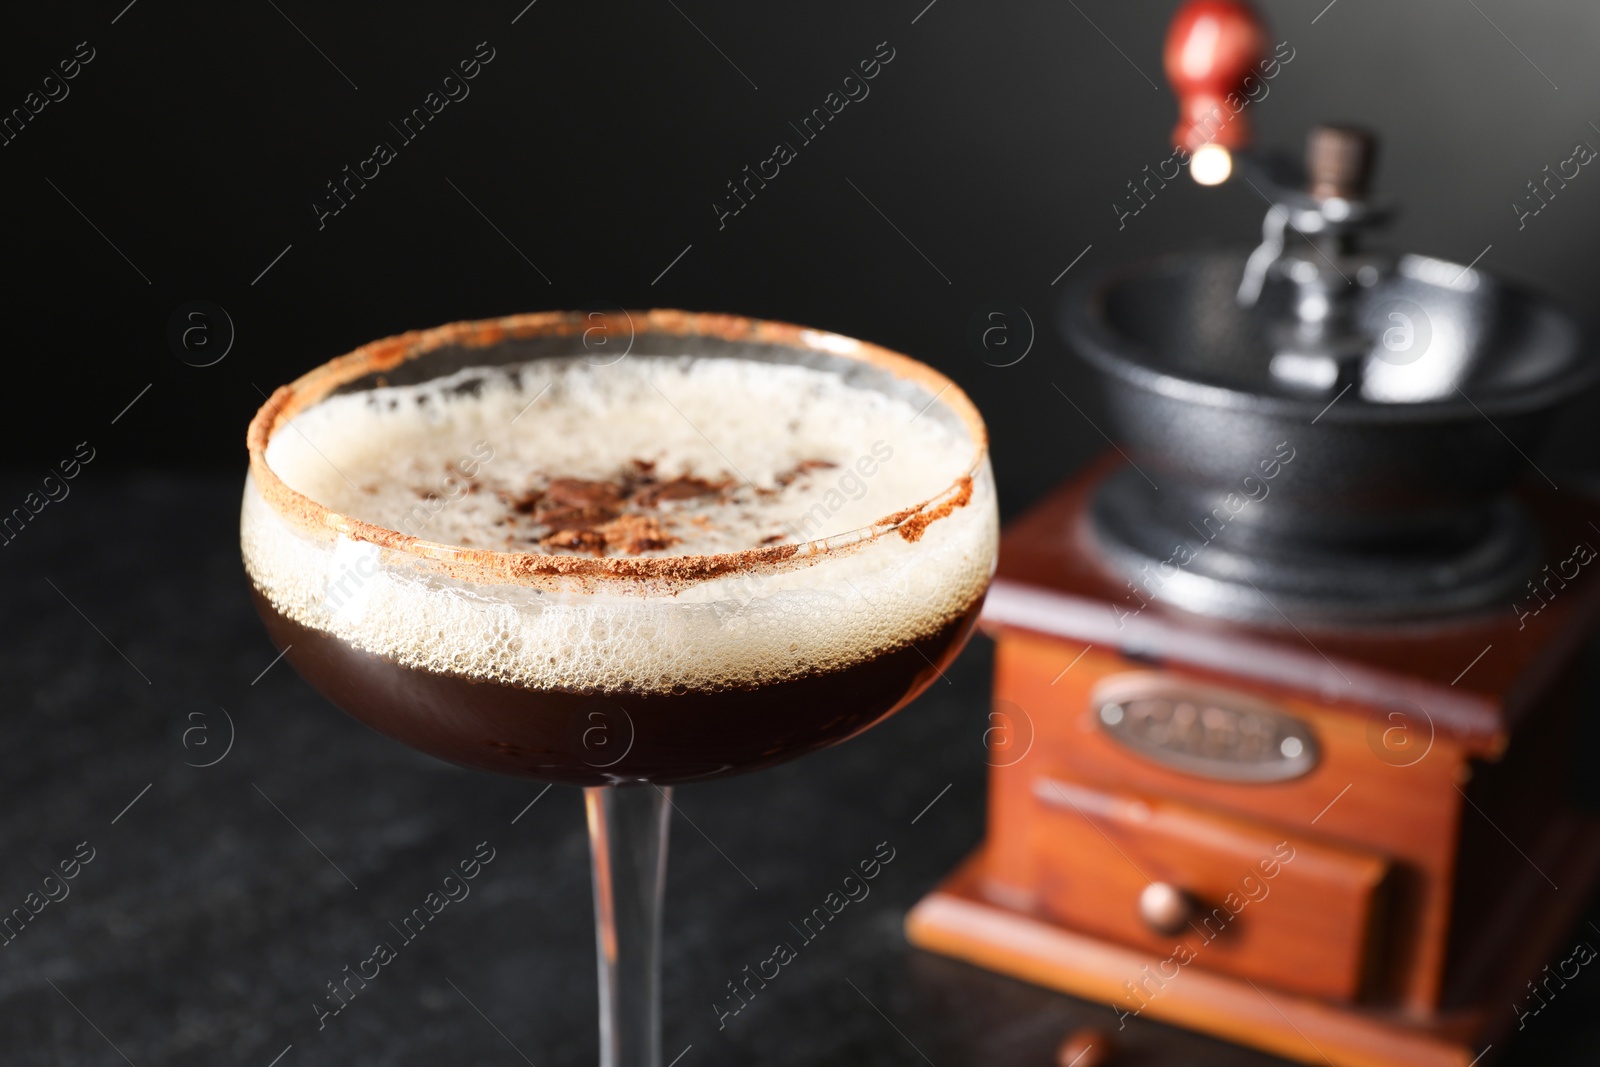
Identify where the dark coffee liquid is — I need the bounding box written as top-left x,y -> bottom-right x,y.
250,586 -> 983,785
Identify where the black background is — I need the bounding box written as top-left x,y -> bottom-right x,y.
3,0 -> 1599,509
5,2 -> 1600,1065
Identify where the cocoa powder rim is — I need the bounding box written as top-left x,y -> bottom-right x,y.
245,309 -> 988,590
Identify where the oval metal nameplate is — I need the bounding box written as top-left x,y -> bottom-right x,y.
1091,673 -> 1318,784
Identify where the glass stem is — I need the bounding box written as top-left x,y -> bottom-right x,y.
585,784 -> 670,1067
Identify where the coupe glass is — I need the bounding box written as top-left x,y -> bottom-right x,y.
241,310 -> 997,1066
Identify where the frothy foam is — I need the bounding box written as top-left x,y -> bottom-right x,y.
264,356 -> 968,553
243,354 -> 996,694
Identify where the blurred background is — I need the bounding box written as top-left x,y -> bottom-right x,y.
5,2 -> 1600,1065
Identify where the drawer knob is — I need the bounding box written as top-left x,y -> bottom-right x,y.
1056,1026 -> 1115,1067
1138,881 -> 1193,935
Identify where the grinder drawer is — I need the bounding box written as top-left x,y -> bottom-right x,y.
1029,776 -> 1389,1002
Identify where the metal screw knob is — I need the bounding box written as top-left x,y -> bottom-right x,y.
1138,882 -> 1193,935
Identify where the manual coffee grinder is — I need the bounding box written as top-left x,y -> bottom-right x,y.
907,3 -> 1600,1066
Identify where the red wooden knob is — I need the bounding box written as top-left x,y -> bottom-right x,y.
1163,0 -> 1268,153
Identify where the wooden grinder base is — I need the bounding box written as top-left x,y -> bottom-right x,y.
907,458 -> 1600,1067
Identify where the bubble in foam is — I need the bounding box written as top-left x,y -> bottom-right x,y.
243,354 -> 997,695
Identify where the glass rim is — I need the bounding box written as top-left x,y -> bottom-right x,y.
246,309 -> 990,590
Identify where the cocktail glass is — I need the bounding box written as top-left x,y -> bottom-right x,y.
241,310 -> 997,1066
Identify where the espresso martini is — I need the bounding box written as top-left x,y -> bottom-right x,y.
242,326 -> 996,785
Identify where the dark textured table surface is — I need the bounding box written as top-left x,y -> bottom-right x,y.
5,471 -> 1600,1066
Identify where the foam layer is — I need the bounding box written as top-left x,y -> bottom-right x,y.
242,354 -> 996,694
264,356 -> 969,554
